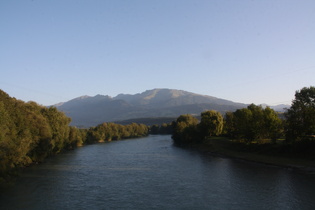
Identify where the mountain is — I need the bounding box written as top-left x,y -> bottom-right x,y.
114,89 -> 243,108
261,104 -> 290,112
54,88 -> 249,127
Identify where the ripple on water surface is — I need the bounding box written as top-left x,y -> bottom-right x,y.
1,135 -> 315,209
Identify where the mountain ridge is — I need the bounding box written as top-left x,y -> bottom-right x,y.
53,88 -> 289,127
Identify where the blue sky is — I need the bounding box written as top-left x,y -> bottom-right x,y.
1,0 -> 314,106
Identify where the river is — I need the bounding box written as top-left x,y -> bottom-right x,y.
1,135 -> 315,209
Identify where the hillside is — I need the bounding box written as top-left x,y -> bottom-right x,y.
54,88 -> 289,127
54,89 -> 249,127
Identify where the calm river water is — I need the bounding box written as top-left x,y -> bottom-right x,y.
1,135 -> 315,209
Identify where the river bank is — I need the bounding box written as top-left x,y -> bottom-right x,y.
191,137 -> 315,173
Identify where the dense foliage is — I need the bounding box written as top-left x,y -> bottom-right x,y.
172,87 -> 315,150
86,122 -> 148,143
285,86 -> 315,142
199,110 -> 224,139
172,114 -> 200,145
172,105 -> 283,145
0,90 -> 81,183
0,90 -> 148,184
172,111 -> 224,145
149,123 -> 173,135
224,104 -> 283,143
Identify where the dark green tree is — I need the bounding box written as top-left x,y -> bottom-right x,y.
229,104 -> 283,143
223,111 -> 236,137
149,123 -> 173,135
199,110 -> 223,139
233,107 -> 253,142
150,124 -> 160,134
263,107 -> 283,143
285,86 -> 315,142
41,107 -> 71,154
85,122 -> 148,144
172,114 -> 199,145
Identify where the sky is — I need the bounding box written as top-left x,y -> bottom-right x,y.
1,0 -> 314,106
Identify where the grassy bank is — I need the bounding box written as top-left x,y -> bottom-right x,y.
192,137 -> 315,172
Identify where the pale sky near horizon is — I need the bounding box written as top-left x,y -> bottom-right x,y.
1,0 -> 314,106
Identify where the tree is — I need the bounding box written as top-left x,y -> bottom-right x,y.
41,107 -> 71,154
85,122 -> 148,144
199,110 -> 223,139
68,126 -> 84,148
150,124 -> 160,134
263,107 -> 283,143
228,104 -> 283,143
247,104 -> 265,140
172,114 -> 199,145
223,111 -> 236,138
149,123 -> 173,135
285,86 -> 315,142
233,107 -> 253,142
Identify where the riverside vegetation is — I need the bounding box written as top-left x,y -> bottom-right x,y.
0,90 -> 148,186
1,86 -> 314,186
172,86 -> 315,169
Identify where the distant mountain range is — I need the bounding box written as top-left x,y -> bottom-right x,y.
54,88 -> 289,127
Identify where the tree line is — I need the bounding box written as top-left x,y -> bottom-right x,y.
1,86 -> 314,184
0,90 -> 148,185
149,123 -> 173,135
86,122 -> 148,143
172,111 -> 224,146
172,86 -> 315,147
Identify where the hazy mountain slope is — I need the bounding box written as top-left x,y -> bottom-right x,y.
114,88 -> 242,108
54,88 -> 248,127
261,104 -> 290,112
56,95 -> 142,127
